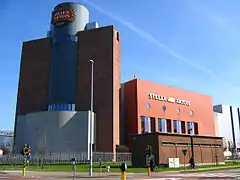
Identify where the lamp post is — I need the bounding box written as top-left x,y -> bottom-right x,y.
190,130 -> 195,168
89,59 -> 94,176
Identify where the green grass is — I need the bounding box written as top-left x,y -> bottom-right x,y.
0,161 -> 240,173
0,163 -> 148,173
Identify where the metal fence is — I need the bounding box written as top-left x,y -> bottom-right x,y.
0,152 -> 132,165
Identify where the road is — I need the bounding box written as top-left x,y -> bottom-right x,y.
0,169 -> 240,179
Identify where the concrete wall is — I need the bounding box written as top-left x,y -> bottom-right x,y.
14,111 -> 95,157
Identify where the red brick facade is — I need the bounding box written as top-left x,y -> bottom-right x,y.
123,78 -> 216,150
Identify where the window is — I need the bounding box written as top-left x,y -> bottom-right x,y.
166,119 -> 172,132
181,121 -> 186,134
146,103 -> 151,109
190,110 -> 194,116
158,118 -> 167,132
68,104 -> 72,111
187,122 -> 195,134
177,108 -> 181,114
116,32 -> 120,41
141,116 -> 151,134
48,104 -> 76,111
194,122 -> 199,134
162,105 -> 166,111
141,116 -> 145,134
173,120 -> 182,133
150,117 -> 156,133
53,35 -> 78,43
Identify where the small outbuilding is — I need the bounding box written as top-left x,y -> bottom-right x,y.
132,133 -> 224,167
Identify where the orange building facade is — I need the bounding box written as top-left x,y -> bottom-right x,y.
122,78 -> 216,150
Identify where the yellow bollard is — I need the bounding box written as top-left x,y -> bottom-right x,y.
22,156 -> 26,177
148,166 -> 151,176
121,171 -> 126,180
147,157 -> 151,176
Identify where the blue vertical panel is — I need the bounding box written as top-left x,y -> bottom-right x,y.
48,35 -> 78,105
64,104 -> 67,110
62,104 -> 65,110
60,104 -> 64,110
68,104 -> 71,111
72,104 -> 75,111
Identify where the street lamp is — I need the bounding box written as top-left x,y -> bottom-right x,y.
89,59 -> 94,176
190,130 -> 195,168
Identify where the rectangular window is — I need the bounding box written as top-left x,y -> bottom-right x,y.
158,118 -> 167,132
150,117 -> 156,133
145,116 -> 151,133
141,116 -> 145,134
166,119 -> 171,132
68,104 -> 71,111
173,120 -> 183,134
181,121 -> 186,134
62,104 -> 66,110
141,116 -> 151,134
72,104 -> 75,111
194,122 -> 199,135
187,122 -> 195,134
59,104 -> 63,110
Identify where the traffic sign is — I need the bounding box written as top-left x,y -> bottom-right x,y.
182,149 -> 187,156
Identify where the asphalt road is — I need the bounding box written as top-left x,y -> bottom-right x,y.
0,169 -> 240,180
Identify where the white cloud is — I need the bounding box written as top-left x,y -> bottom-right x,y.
84,0 -> 240,95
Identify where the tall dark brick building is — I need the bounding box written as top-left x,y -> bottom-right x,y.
14,2 -> 121,154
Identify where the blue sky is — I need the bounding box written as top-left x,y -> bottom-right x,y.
1,0 -> 240,130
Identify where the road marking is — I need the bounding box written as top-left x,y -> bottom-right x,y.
141,179 -> 180,180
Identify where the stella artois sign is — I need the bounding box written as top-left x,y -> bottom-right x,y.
52,5 -> 75,26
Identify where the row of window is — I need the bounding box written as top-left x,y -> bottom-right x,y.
52,35 -> 78,43
0,142 -> 11,147
48,104 -> 75,111
146,103 -> 194,116
140,116 -> 199,135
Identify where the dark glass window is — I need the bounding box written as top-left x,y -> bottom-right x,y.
48,104 -> 76,111
53,35 -> 78,43
166,119 -> 172,132
194,122 -> 199,135
181,121 -> 186,134
150,117 -> 156,133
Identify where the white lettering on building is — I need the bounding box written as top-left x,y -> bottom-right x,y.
148,93 -> 191,106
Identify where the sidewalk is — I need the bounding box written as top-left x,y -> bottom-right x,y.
180,165 -> 240,173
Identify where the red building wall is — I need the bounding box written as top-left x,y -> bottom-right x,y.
123,78 -> 215,150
